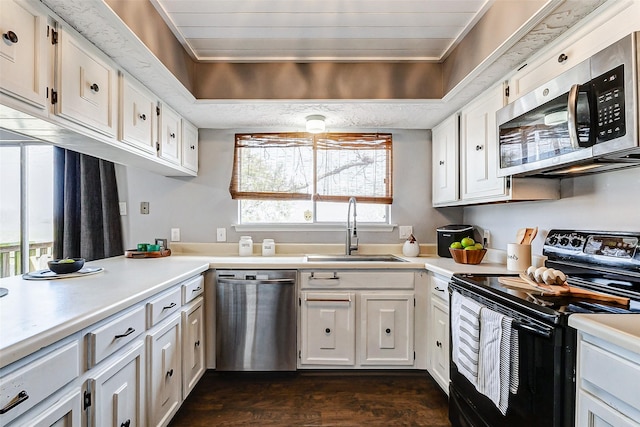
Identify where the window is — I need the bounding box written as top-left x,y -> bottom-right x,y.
0,141 -> 53,277
230,133 -> 392,224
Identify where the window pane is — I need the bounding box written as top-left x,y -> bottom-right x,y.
0,146 -> 20,277
240,199 -> 314,223
27,145 -> 53,271
316,201 -> 387,223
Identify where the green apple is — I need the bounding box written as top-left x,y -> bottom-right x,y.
460,237 -> 475,248
450,242 -> 463,249
464,246 -> 478,250
474,243 -> 484,250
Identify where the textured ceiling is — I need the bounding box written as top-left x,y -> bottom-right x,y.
149,0 -> 492,62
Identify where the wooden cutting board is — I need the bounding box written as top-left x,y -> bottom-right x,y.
498,275 -> 629,306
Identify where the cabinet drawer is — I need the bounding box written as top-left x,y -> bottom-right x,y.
580,340 -> 640,412
182,275 -> 204,305
431,274 -> 450,303
86,305 -> 146,368
147,286 -> 181,328
0,341 -> 79,425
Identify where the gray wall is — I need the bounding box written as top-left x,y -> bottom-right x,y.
463,167 -> 640,257
115,129 -> 463,249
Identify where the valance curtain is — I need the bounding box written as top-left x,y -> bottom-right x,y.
53,147 -> 123,261
229,132 -> 393,204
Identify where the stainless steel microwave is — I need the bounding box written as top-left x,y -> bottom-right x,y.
497,32 -> 640,177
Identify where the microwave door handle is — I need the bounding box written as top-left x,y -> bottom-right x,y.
567,83 -> 581,148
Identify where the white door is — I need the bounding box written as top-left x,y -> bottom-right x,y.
300,292 -> 355,366
182,298 -> 205,400
55,25 -> 117,137
158,103 -> 181,165
460,84 -> 506,201
430,297 -> 450,393
359,292 -> 414,366
147,313 -> 181,427
0,0 -> 48,108
181,120 -> 198,172
88,341 -> 145,427
577,390 -> 640,427
15,387 -> 82,427
119,74 -> 157,155
432,114 -> 459,205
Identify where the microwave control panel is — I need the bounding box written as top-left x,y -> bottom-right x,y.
593,64 -> 626,141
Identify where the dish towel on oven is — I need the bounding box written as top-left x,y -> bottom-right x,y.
451,291 -> 483,388
478,307 -> 515,415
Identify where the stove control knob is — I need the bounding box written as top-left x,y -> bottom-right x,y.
560,237 -> 570,246
548,236 -> 559,245
571,238 -> 583,247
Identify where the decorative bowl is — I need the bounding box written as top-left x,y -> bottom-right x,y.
449,248 -> 487,265
48,258 -> 85,274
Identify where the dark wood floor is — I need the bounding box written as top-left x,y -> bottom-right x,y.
169,370 -> 451,426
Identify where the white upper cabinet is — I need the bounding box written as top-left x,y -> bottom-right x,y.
432,113 -> 459,206
181,119 -> 198,173
54,24 -> 117,137
460,83 -> 506,201
119,73 -> 158,155
158,102 -> 182,165
0,0 -> 48,109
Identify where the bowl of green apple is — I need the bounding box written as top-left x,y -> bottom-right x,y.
48,258 -> 85,274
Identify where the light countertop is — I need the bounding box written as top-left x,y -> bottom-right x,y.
0,250 -> 510,369
569,314 -> 640,355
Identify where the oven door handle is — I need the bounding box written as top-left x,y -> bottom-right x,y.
513,321 -> 553,339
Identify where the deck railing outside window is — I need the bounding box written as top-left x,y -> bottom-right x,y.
0,241 -> 53,278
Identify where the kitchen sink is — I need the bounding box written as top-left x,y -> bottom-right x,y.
305,254 -> 407,263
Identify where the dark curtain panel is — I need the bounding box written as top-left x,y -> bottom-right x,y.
53,147 -> 124,261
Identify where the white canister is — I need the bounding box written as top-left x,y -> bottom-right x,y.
262,239 -> 275,256
402,239 -> 420,257
506,243 -> 531,271
239,236 -> 253,256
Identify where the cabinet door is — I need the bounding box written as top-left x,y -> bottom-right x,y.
300,292 -> 355,366
87,340 -> 145,427
119,74 -> 157,155
432,114 -> 459,206
182,298 -> 204,400
577,390 -> 640,427
12,387 -> 81,427
460,84 -> 506,201
181,120 -> 198,172
359,292 -> 414,366
55,25 -> 117,137
0,0 -> 48,109
158,103 -> 181,165
429,297 -> 450,393
146,313 -> 181,427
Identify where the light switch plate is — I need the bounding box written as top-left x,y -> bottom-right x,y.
119,202 -> 127,216
399,226 -> 413,240
171,228 -> 180,242
216,228 -> 227,242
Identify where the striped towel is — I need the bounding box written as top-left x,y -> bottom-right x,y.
451,291 -> 482,388
478,307 -> 514,415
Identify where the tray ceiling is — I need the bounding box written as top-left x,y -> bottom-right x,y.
149,0 -> 492,62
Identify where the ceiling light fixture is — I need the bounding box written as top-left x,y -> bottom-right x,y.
306,115 -> 326,133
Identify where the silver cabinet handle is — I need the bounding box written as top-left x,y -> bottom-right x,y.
162,302 -> 176,311
557,53 -> 568,63
0,390 -> 29,414
90,83 -> 99,93
138,113 -> 146,121
475,145 -> 483,151
170,132 -> 176,139
114,327 -> 135,339
439,160 -> 445,165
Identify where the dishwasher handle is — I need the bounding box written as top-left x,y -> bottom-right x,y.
217,278 -> 295,285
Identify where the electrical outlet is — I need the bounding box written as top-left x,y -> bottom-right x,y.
399,226 -> 413,240
119,202 -> 127,216
140,202 -> 149,215
171,228 -> 180,242
483,229 -> 491,247
216,228 -> 227,242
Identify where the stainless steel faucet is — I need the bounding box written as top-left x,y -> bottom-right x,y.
346,197 -> 358,255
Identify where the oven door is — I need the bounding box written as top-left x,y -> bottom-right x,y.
448,285 -> 576,427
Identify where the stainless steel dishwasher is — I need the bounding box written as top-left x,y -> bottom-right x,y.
215,270 -> 297,371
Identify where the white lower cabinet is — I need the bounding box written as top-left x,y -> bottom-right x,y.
426,272 -> 450,394
576,333 -> 640,427
85,340 -> 145,427
146,313 -> 182,427
181,297 -> 205,400
18,387 -> 82,427
359,292 -> 414,366
300,292 -> 356,366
